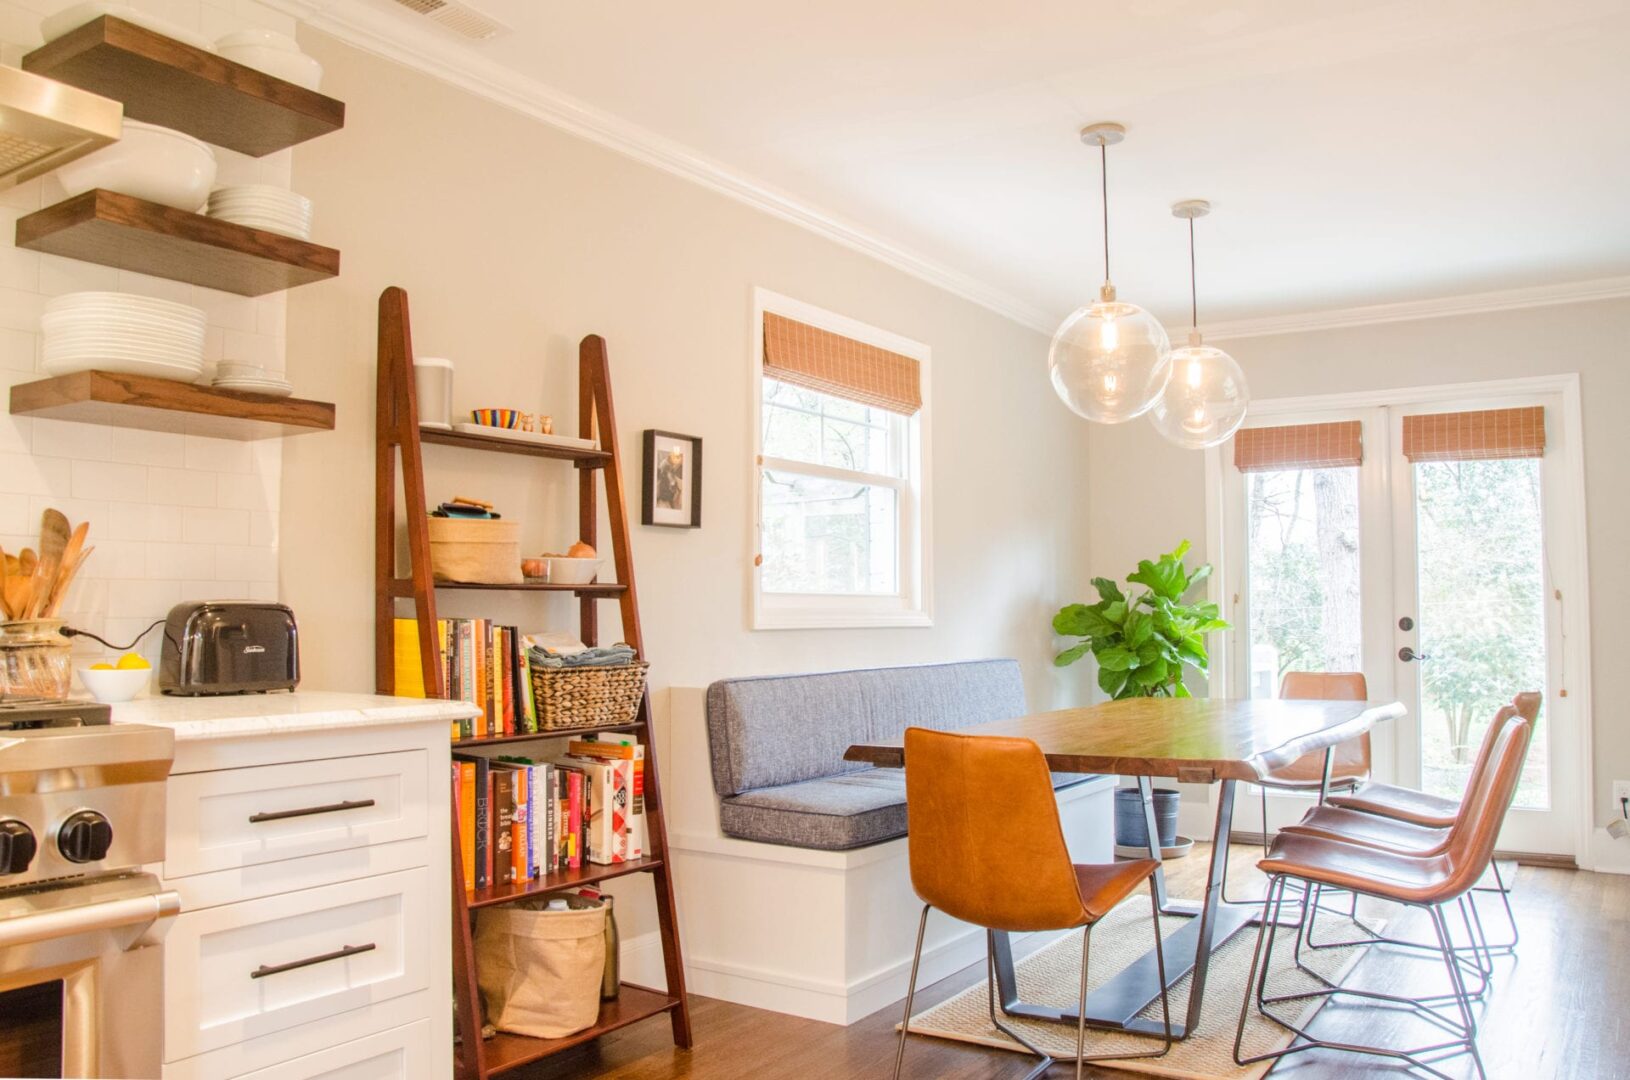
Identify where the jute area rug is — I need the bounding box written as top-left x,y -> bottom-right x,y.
900,900 -> 1376,1079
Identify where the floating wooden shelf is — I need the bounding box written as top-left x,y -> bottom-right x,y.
22,16 -> 344,157
467,857 -> 662,910
481,986 -> 682,1073
450,721 -> 644,752
10,370 -> 335,439
16,190 -> 339,297
385,578 -> 625,599
419,425 -> 610,467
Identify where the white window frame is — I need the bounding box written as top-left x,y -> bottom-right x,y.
749,287 -> 933,630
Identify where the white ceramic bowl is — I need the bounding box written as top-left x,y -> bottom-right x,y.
77,665 -> 148,703
217,43 -> 322,90
214,27 -> 301,52
543,557 -> 602,585
55,122 -> 217,211
41,2 -> 215,50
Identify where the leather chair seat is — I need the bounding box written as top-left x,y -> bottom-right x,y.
1328,781 -> 1460,828
1076,860 -> 1160,921
1261,831 -> 1453,905
1282,804 -> 1450,856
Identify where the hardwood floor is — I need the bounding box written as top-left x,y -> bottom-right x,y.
510,846 -> 1630,1079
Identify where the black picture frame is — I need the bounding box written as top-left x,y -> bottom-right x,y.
642,429 -> 702,528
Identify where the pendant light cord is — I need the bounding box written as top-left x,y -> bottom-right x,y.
1188,215 -> 1198,329
1100,141 -> 1111,283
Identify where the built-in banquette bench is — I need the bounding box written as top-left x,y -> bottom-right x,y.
662,660 -> 1115,1023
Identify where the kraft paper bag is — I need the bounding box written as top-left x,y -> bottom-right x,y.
475,903 -> 607,1038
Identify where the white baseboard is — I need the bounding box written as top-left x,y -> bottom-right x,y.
619,930 -> 671,989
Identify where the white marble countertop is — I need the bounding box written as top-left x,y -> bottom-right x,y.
109,690 -> 479,742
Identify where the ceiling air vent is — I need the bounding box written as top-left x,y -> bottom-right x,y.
386,0 -> 510,41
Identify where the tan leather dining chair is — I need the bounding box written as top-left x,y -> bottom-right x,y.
1233,705 -> 1535,1080
1299,691 -> 1540,953
894,728 -> 1172,1080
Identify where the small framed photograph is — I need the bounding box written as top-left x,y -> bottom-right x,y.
642,430 -> 702,528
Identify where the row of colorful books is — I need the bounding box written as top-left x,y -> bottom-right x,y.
393,617 -> 537,740
451,735 -> 645,890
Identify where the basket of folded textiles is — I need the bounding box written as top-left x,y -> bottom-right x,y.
529,642 -> 649,731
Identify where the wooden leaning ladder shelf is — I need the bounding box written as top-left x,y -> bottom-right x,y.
373,287 -> 692,1078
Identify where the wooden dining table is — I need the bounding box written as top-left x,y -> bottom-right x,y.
844,695 -> 1406,1041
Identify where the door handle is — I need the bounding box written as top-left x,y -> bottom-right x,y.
248,798 -> 375,824
1398,646 -> 1429,663
251,942 -> 376,979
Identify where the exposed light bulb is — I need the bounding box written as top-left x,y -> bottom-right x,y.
1186,357 -> 1204,388
1103,372 -> 1119,394
1099,314 -> 1119,352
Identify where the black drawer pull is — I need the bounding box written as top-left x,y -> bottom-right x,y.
248,798 -> 376,824
251,942 -> 377,979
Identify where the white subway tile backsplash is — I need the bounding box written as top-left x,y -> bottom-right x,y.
112,427 -> 187,468
0,451 -> 69,494
72,459 -> 149,503
182,506 -> 248,545
148,466 -> 218,508
183,434 -> 253,473
32,418 -> 113,460
0,0 -> 289,647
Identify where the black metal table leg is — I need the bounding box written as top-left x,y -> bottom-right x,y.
991,778 -> 1255,1041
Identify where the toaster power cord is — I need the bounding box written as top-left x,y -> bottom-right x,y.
62,619 -> 165,652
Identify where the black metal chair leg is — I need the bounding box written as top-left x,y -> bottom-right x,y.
892,904 -> 930,1080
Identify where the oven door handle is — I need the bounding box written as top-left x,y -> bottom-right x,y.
0,889 -> 181,950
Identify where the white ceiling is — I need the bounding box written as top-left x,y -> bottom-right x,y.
333,0 -> 1630,329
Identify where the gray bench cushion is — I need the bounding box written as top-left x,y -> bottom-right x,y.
719,768 -> 1093,851
705,659 -> 1028,797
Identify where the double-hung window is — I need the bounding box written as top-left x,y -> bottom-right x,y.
752,290 -> 932,629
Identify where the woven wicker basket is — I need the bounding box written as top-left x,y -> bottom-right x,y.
530,660 -> 649,731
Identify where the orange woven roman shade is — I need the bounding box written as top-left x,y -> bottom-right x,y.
1402,407 -> 1545,463
763,311 -> 922,416
1234,420 -> 1363,472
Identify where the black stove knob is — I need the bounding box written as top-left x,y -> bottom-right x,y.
57,810 -> 113,864
0,819 -> 36,874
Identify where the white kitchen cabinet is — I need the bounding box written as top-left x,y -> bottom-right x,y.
111,692 -> 469,1080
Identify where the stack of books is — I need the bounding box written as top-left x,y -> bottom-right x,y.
451,735 -> 647,890
393,617 -> 537,740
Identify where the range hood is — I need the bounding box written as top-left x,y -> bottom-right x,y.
0,64 -> 121,189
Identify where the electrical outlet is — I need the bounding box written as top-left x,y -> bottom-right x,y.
1613,780 -> 1630,816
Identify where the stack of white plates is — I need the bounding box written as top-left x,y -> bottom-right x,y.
206,185 -> 313,240
41,292 -> 206,381
215,28 -> 323,90
213,362 -> 294,398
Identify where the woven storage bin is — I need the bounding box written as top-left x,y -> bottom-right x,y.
531,660 -> 649,731
427,517 -> 521,584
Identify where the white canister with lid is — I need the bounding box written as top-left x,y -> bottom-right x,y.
414,356 -> 454,429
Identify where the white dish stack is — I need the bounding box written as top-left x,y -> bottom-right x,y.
41,292 -> 207,382
213,362 -> 293,397
215,28 -> 323,90
206,185 -> 313,240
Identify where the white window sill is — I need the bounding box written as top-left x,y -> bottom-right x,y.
753,609 -> 934,631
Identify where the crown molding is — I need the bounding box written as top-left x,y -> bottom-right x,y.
265,0 -> 1055,335
1190,275 -> 1630,342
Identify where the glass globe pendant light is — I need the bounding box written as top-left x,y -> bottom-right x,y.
1149,199 -> 1249,449
1048,122 -> 1172,423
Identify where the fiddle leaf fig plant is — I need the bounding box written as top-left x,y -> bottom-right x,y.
1053,540 -> 1229,700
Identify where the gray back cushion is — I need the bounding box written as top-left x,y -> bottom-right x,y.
704,659 -> 1027,797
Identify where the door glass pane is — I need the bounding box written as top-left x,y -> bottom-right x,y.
1414,457 -> 1547,808
760,469 -> 898,595
1244,467 -> 1362,698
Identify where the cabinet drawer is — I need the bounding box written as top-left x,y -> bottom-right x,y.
166,751 -> 428,879
165,869 -> 430,1060
231,1020 -> 432,1080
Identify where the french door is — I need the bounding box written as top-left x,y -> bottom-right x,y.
1215,381 -> 1587,858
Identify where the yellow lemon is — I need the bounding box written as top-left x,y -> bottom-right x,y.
90,662 -> 114,671
115,653 -> 151,670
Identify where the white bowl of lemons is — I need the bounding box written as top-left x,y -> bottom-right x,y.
78,654 -> 151,703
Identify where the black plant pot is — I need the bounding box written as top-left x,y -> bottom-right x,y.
1113,786 -> 1181,849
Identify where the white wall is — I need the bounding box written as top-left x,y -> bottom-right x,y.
1086,297 -> 1630,865
0,0 -> 294,670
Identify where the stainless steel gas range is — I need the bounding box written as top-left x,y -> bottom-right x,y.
0,701 -> 179,1079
